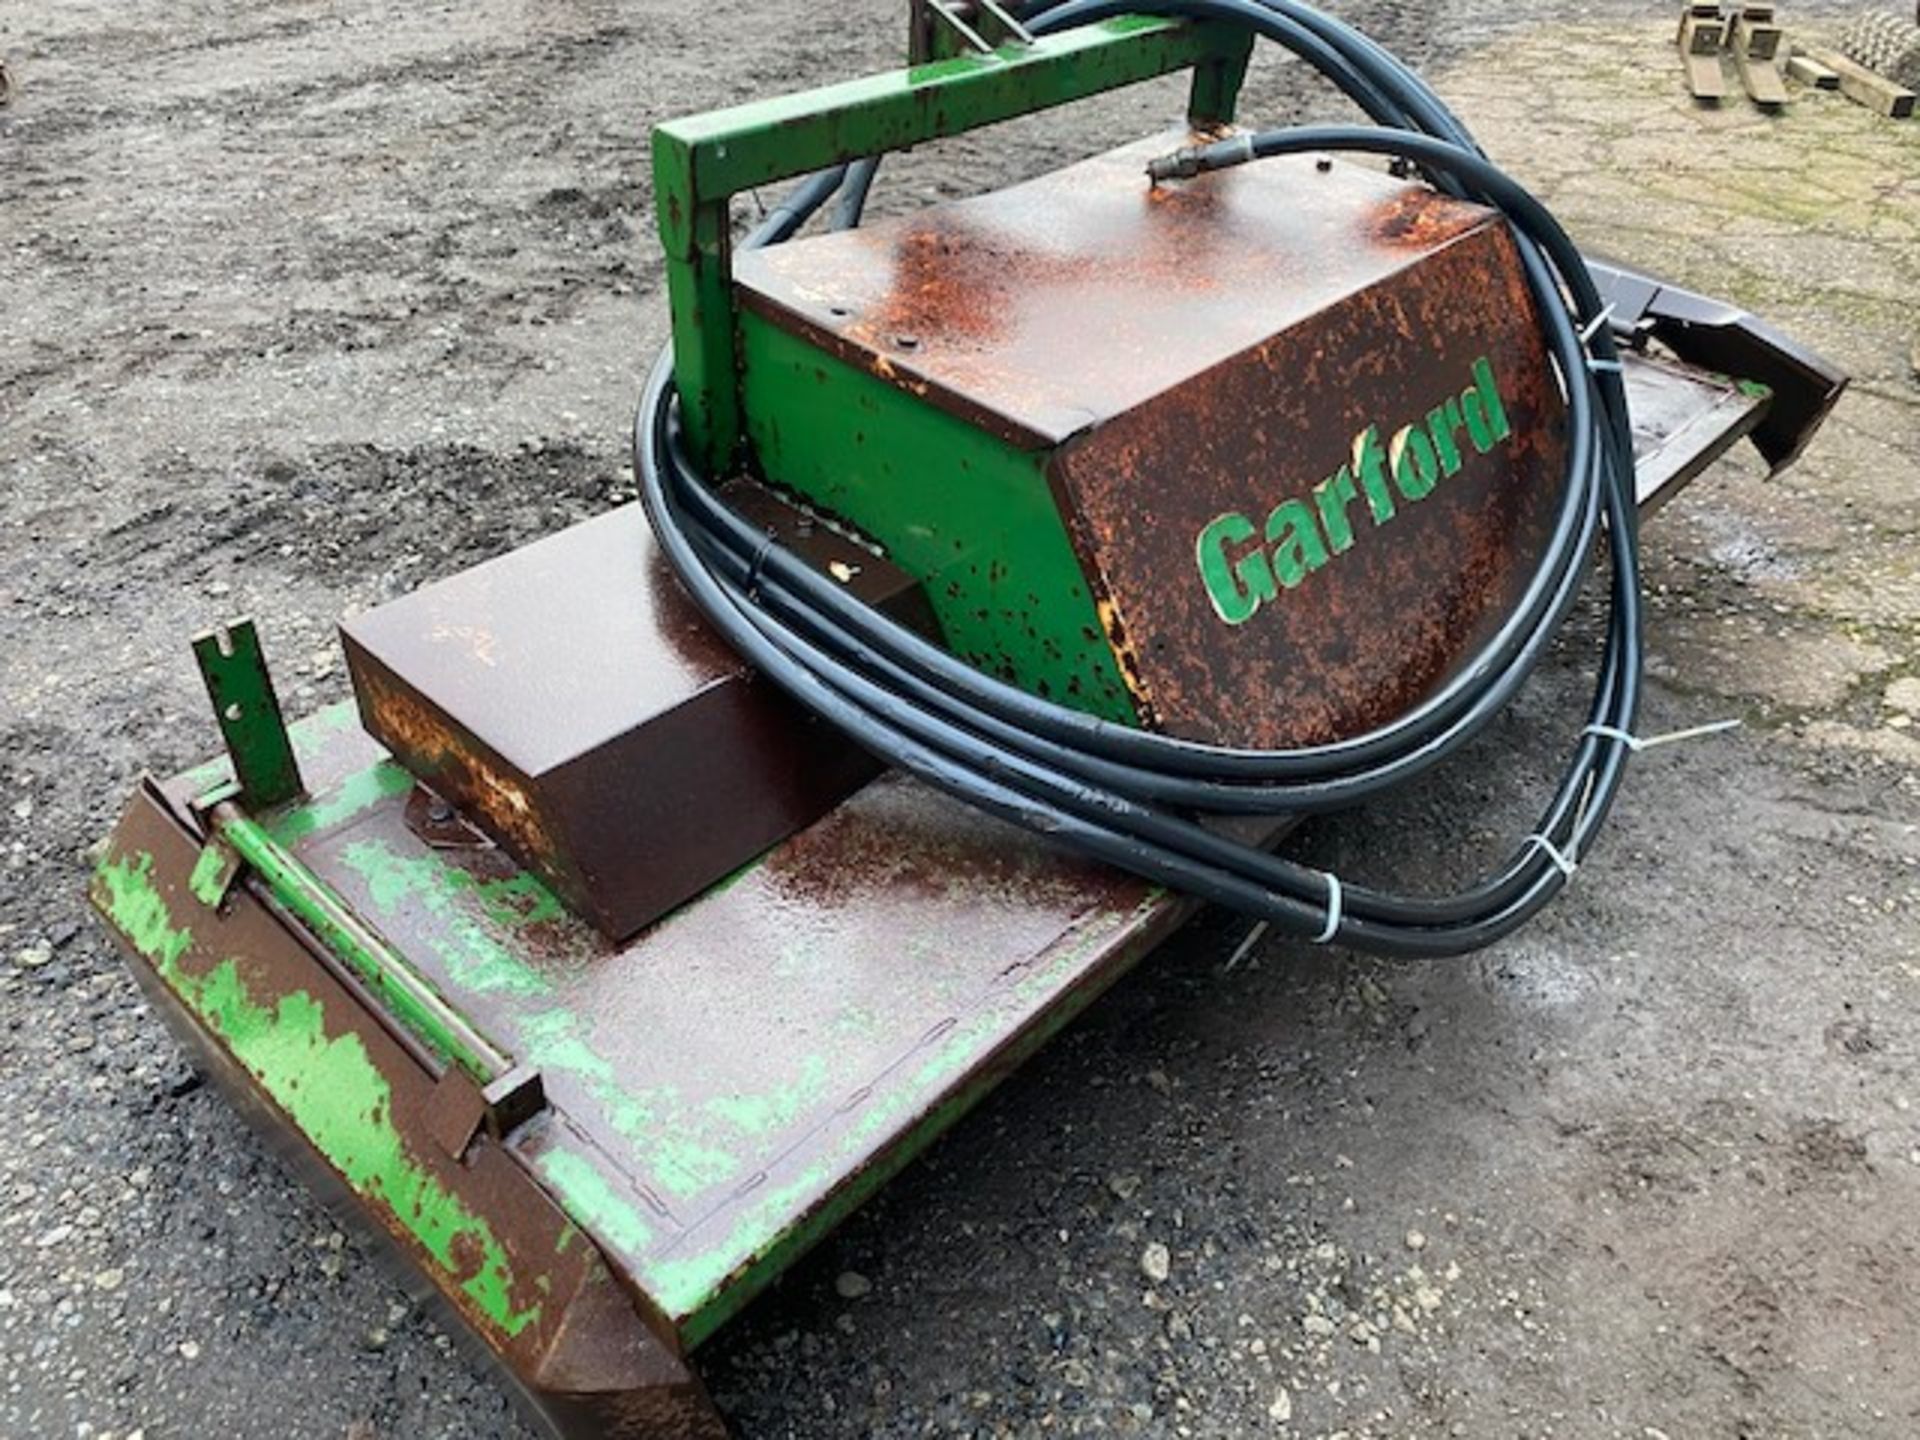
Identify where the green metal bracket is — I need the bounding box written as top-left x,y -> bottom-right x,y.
650,14 -> 1254,474
209,802 -> 527,1095
187,834 -> 245,910
184,627 -> 544,1138
192,618 -> 304,810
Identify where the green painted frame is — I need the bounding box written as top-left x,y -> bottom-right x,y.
735,311 -> 1143,721
649,13 -> 1254,472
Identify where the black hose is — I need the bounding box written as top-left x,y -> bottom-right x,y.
633,0 -> 1642,958
829,156 -> 880,231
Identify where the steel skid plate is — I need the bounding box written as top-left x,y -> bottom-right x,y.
93,703 -> 1197,1435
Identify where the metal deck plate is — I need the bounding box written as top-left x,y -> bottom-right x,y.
735,134 -> 1505,450
1623,350 -> 1771,509
163,706 -> 1184,1351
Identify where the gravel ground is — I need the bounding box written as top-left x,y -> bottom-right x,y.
4,2 -> 1918,1438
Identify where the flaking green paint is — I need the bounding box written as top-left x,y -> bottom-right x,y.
333,830 -> 808,1195
332,834 -> 791,1199
513,1009 -> 740,1200
536,1150 -> 655,1256
739,314 -> 1138,722
187,843 -> 232,908
98,851 -> 193,972
651,891 -> 1167,1344
115,728 -> 1179,1353
621,1113 -> 737,1198
519,1008 -> 622,1088
704,1053 -> 828,1137
831,1005 -> 884,1041
269,761 -> 415,846
94,850 -> 540,1337
205,975 -> 537,1334
218,816 -> 498,1080
663,1054 -> 1036,1343
339,838 -> 560,997
233,767 -> 1110,1287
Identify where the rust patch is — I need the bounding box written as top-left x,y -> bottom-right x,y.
1094,595 -> 1155,717
1051,220 -> 1569,749
737,131 -> 1575,748
92,786 -> 723,1438
1367,185 -> 1487,248
735,134 -> 1482,452
353,657 -> 570,889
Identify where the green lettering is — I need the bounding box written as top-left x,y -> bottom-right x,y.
1313,466 -> 1361,554
1390,425 -> 1439,501
1426,399 -> 1465,476
1196,512 -> 1275,624
1352,425 -> 1394,524
1264,499 -> 1330,589
1460,355 -> 1511,453
1196,356 -> 1516,624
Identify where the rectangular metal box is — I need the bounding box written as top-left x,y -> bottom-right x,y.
341,486 -> 931,939
733,133 -> 1568,747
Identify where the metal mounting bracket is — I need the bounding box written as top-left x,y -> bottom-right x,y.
910,0 -> 1035,60
426,1063 -> 550,1160
187,835 -> 245,911
653,14 -> 1255,474
192,618 -> 304,810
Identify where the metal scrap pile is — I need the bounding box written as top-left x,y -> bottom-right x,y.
1676,0 -> 1920,115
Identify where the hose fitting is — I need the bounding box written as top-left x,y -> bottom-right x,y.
1146,133 -> 1256,182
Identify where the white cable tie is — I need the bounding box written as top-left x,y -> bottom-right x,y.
1526,833 -> 1579,879
1584,717 -> 1742,753
1314,872 -> 1343,945
1572,770 -> 1597,845
1578,302 -> 1616,344
1224,920 -> 1268,973
1587,356 -> 1623,373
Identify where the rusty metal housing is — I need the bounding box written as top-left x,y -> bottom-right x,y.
734,134 -> 1571,746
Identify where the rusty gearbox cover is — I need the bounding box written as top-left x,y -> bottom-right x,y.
733,133 -> 1569,748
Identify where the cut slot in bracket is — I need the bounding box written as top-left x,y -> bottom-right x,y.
191,616 -> 305,810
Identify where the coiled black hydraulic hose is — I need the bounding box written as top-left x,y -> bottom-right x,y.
634,0 -> 1642,957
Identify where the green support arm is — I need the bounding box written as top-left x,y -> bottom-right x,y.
650,14 -> 1253,474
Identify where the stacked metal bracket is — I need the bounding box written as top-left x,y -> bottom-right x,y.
1678,2 -> 1790,106
1678,1 -> 1918,115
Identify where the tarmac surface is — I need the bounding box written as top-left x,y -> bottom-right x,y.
3,1 -> 1918,1437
